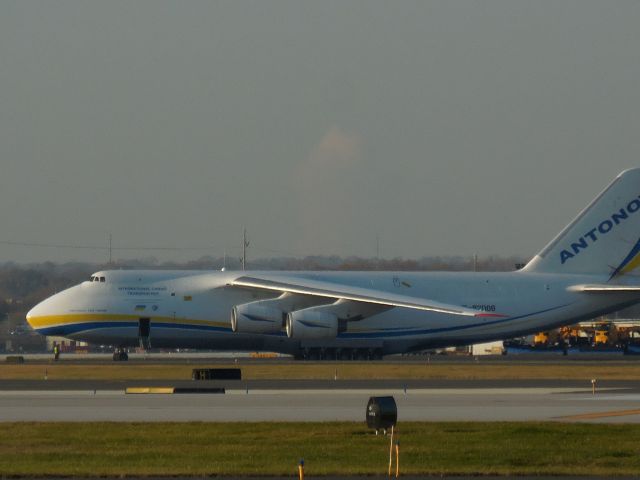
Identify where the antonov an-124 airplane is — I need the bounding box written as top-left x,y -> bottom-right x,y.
26,169 -> 640,359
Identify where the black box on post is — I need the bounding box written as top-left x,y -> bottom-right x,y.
192,368 -> 241,380
366,396 -> 397,430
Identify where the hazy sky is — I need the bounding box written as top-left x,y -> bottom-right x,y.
1,1 -> 639,264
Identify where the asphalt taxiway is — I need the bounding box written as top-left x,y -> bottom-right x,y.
2,378 -> 640,423
4,354 -> 640,423
5,351 -> 640,363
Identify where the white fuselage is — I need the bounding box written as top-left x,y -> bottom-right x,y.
26,269 -> 639,355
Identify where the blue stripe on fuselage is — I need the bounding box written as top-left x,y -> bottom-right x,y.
32,304 -> 571,339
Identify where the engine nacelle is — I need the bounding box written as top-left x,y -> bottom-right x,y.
286,308 -> 338,340
231,302 -> 284,335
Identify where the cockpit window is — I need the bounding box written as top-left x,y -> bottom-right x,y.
100,276 -> 106,283
90,276 -> 95,282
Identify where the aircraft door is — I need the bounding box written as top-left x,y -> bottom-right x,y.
138,318 -> 151,350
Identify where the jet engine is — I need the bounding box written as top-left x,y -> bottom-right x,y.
231,302 -> 284,335
286,308 -> 338,340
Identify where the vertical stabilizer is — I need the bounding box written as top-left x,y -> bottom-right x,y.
523,168 -> 640,278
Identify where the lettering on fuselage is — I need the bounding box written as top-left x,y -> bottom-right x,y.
559,197 -> 640,264
118,286 -> 168,296
463,304 -> 497,312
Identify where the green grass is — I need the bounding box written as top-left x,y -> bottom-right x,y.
4,362 -> 640,380
1,422 -> 640,476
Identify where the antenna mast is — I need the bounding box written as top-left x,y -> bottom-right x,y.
242,228 -> 250,271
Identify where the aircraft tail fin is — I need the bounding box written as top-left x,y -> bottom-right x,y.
523,168 -> 640,279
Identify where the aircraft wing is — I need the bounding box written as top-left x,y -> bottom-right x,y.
229,274 -> 483,317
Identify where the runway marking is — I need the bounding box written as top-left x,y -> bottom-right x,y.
0,387 -> 610,396
126,387 -> 175,394
225,387 -> 602,395
124,387 -> 225,394
559,408 -> 640,420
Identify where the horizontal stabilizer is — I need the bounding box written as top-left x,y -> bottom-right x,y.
568,284 -> 640,293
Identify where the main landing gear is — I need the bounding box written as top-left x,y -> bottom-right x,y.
296,347 -> 383,361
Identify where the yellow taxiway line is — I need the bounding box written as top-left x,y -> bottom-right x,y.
559,408 -> 640,420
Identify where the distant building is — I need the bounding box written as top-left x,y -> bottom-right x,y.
46,336 -> 89,353
471,341 -> 504,356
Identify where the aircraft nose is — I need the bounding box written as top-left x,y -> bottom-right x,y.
26,297 -> 51,330
26,284 -> 87,334
26,288 -> 70,331
26,305 -> 35,325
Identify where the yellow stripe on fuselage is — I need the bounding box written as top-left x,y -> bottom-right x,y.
27,313 -> 229,329
28,313 -> 136,328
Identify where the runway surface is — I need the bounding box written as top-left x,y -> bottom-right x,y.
4,353 -> 640,424
6,351 -> 640,364
2,378 -> 640,423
